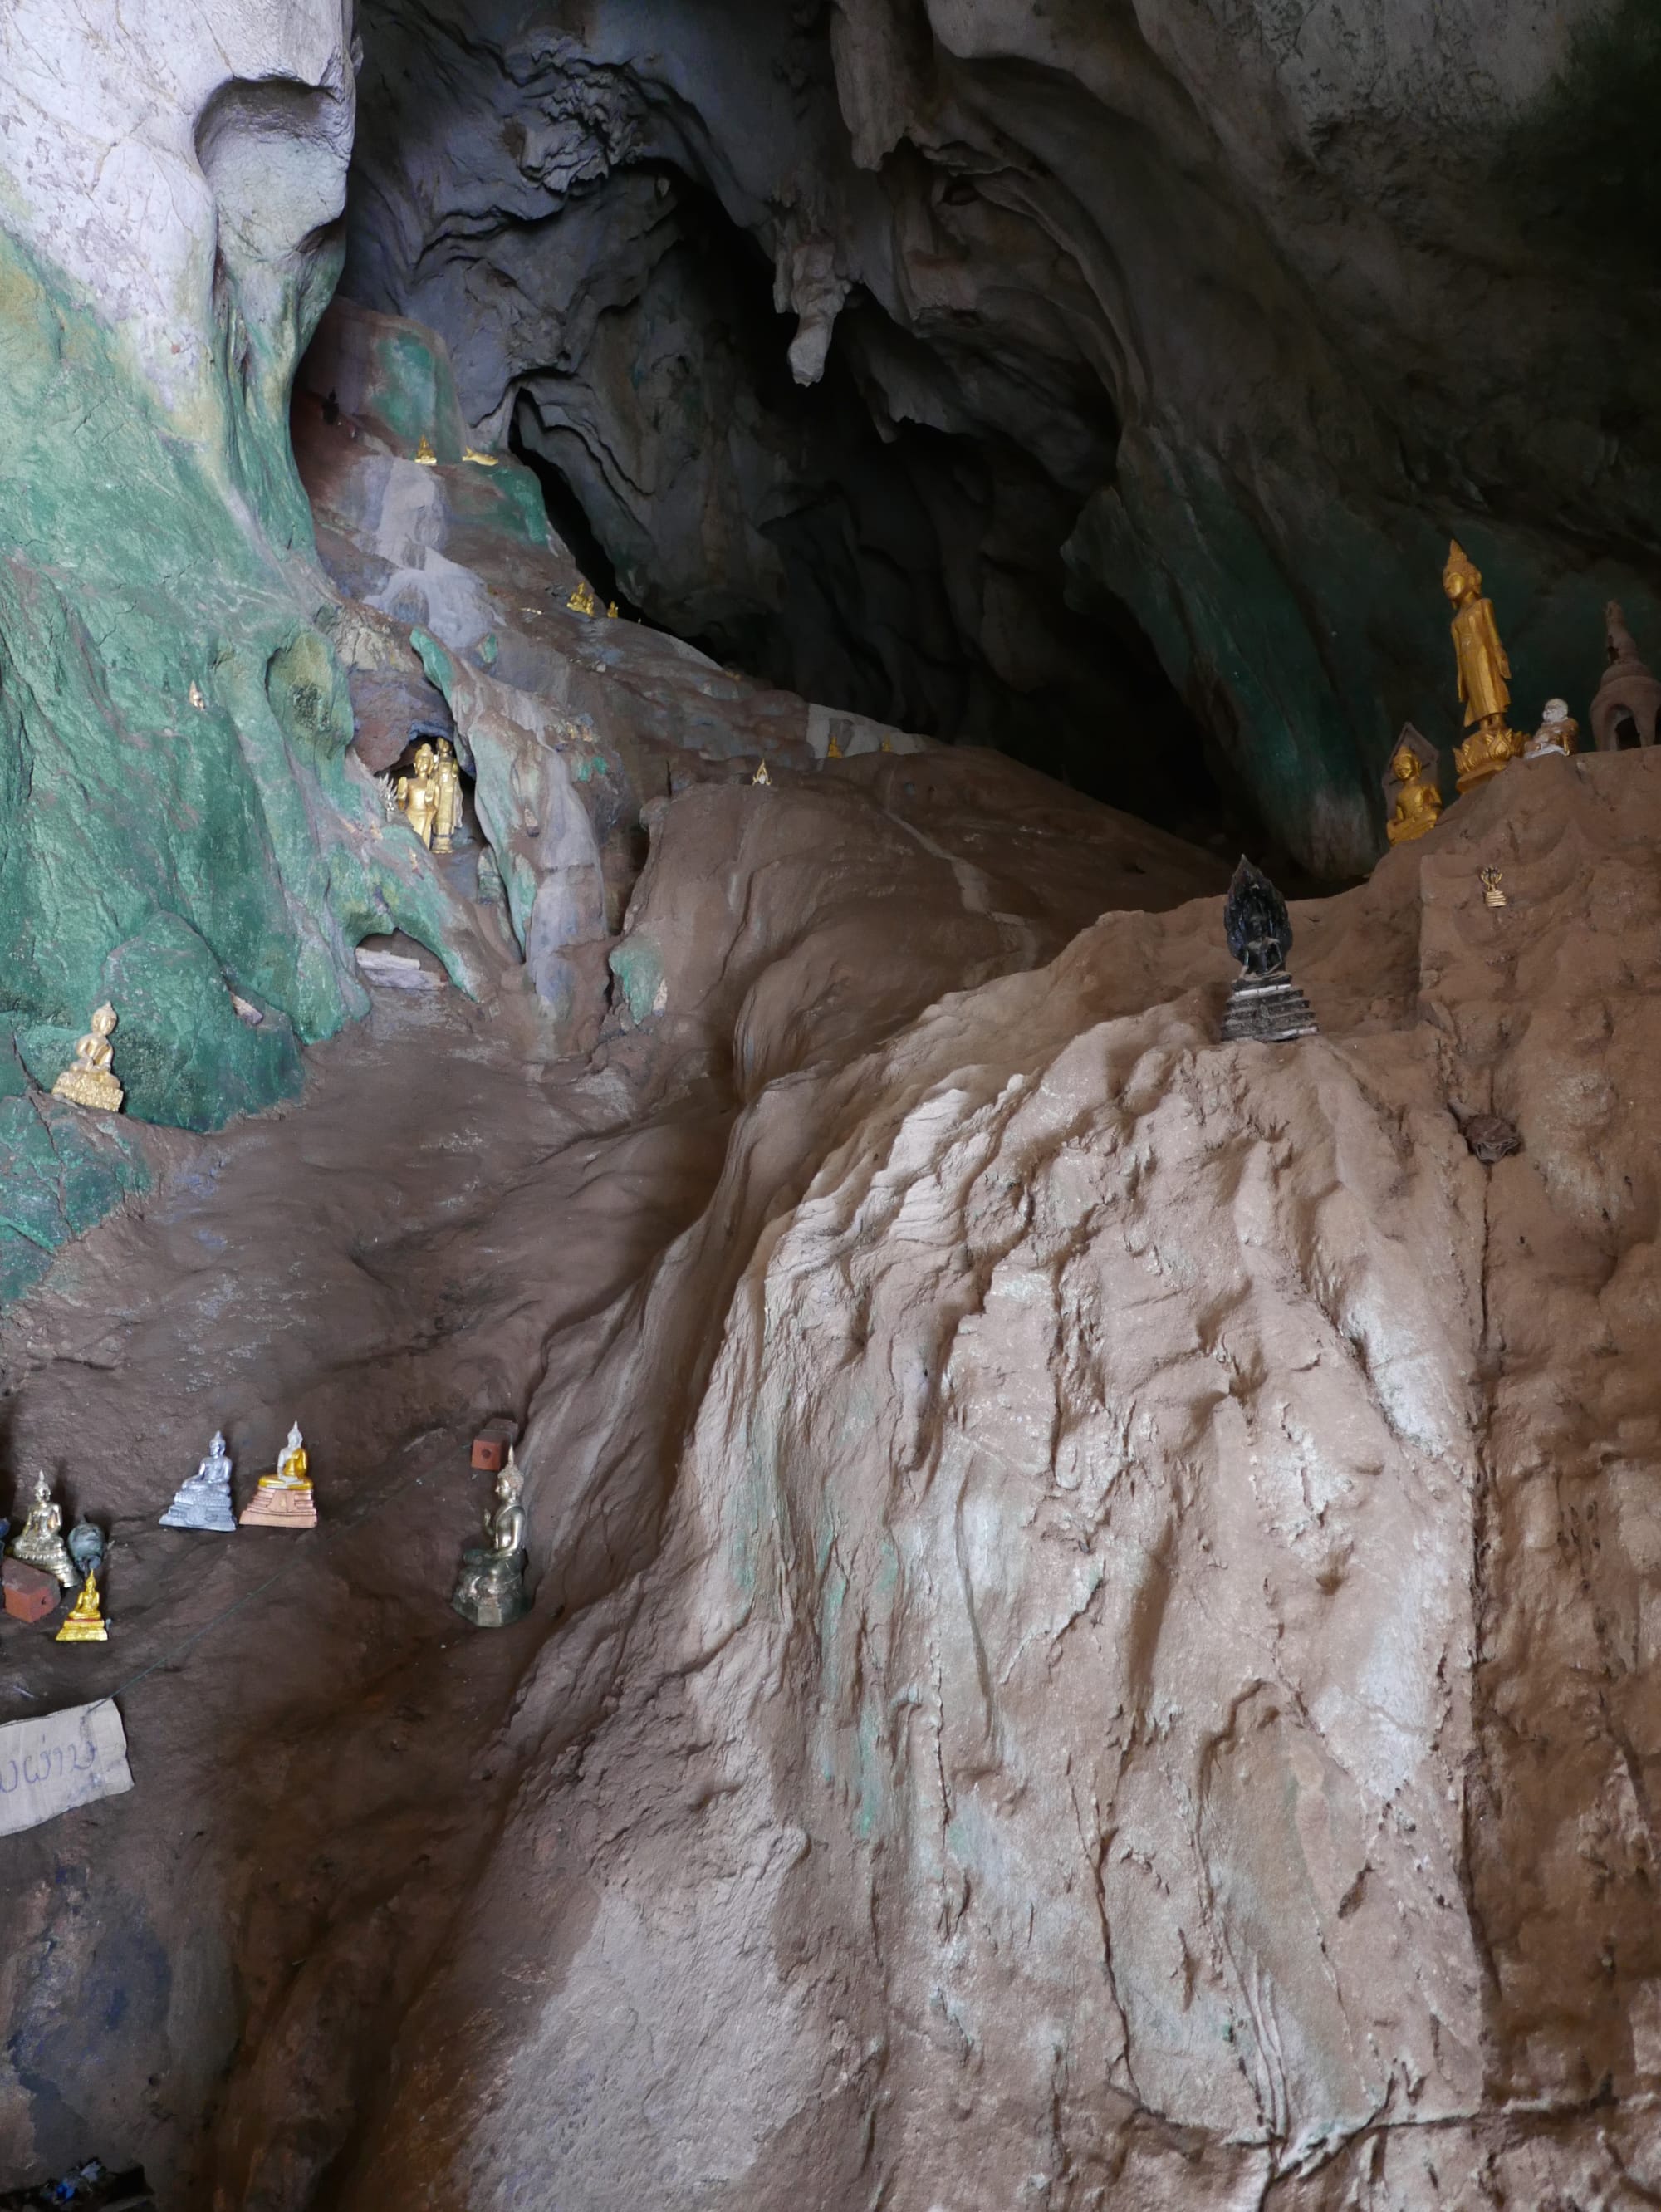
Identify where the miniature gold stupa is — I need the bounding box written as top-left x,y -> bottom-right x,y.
239,1422 -> 318,1529
51,1004 -> 124,1112
56,1568 -> 109,1643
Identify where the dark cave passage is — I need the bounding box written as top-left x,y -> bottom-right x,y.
336,27 -> 1258,856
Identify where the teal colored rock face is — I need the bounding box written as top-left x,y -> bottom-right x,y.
0,1096 -> 149,1306
0,226 -> 488,1294
101,914 -> 303,1133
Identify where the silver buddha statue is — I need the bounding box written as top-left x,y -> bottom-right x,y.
160,1430 -> 238,1533
452,1451 -> 531,1628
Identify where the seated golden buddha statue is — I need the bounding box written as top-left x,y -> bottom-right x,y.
10,1472 -> 77,1587
51,1003 -> 124,1111
56,1567 -> 109,1643
1384,726 -> 1442,846
452,1451 -> 531,1628
238,1421 -> 318,1528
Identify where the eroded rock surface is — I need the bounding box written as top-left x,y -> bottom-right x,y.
3,752 -> 1661,2210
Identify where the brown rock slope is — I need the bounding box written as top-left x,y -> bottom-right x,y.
4,748 -> 1661,2210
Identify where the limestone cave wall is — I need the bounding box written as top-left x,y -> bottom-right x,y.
345,0 -> 1661,876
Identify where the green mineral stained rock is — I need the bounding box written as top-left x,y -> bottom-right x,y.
0,226 -> 487,1298
0,1096 -> 150,1307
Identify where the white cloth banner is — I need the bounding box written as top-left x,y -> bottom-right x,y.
0,1699 -> 132,1836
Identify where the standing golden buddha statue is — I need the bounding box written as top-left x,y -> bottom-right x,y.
397,743 -> 439,849
432,739 -> 463,854
1444,542 -> 1522,791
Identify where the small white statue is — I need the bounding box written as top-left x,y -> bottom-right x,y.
1524,697 -> 1580,759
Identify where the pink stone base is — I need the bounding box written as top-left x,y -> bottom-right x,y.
238,1487 -> 318,1529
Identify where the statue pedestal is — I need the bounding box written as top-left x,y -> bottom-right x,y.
51,1067 -> 124,1111
161,1482 -> 238,1533
1454,720 -> 1522,793
239,1486 -> 317,1530
452,1549 -> 530,1629
1222,969 -> 1319,1045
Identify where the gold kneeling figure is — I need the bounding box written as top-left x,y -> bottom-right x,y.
51,1003 -> 124,1112
453,1451 -> 531,1628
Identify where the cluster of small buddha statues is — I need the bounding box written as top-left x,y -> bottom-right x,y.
566,580 -> 620,619
388,737 -> 465,853
7,1472 -> 110,1641
1384,546 -> 1660,847
4,1422 -> 532,1648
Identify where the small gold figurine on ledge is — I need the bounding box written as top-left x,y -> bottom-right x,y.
239,1422 -> 318,1529
56,1568 -> 109,1643
1384,724 -> 1442,846
1482,866 -> 1508,910
51,1003 -> 124,1112
752,760 -> 772,787
1444,542 -> 1523,792
566,580 -> 600,617
9,1472 -> 77,1587
414,434 -> 438,467
463,447 -> 500,468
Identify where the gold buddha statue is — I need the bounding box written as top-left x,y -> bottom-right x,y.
51,1003 -> 124,1112
463,447 -> 499,468
56,1568 -> 109,1643
398,743 -> 439,848
414,434 -> 438,467
9,1472 -> 77,1587
239,1421 -> 318,1528
752,760 -> 772,786
566,580 -> 600,617
1384,724 -> 1442,846
1444,542 -> 1522,792
452,1451 -> 531,1628
432,739 -> 463,854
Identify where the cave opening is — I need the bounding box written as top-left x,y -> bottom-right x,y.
337,67 -> 1262,856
